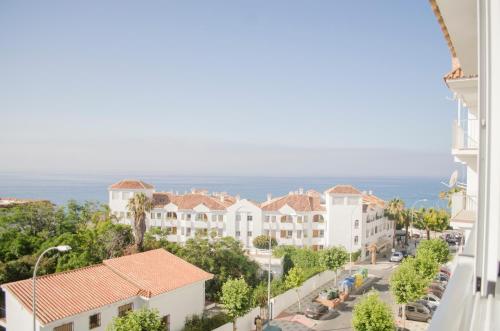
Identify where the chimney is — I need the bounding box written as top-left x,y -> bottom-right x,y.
267,193 -> 272,202
299,188 -> 304,194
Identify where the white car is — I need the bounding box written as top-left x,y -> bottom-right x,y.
390,252 -> 404,262
421,293 -> 441,309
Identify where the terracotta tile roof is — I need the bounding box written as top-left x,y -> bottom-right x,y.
109,179 -> 154,190
2,265 -> 141,325
152,192 -> 234,210
326,185 -> 362,195
443,66 -> 478,81
362,194 -> 385,208
103,249 -> 213,297
2,249 -> 212,325
261,194 -> 325,212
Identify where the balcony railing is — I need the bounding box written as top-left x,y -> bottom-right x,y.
451,191 -> 477,218
452,119 -> 479,150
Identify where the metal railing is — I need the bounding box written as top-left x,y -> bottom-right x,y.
452,119 -> 479,150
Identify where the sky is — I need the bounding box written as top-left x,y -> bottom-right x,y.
0,1 -> 458,177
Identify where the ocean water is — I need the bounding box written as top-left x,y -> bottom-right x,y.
0,172 -> 448,209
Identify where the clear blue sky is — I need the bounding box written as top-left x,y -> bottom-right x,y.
0,1 -> 457,177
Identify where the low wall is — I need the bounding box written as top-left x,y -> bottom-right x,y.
212,270 -> 336,331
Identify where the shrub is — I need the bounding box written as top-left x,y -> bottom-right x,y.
182,313 -> 230,331
352,291 -> 395,331
252,235 -> 277,250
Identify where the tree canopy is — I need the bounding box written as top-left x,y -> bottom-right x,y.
252,235 -> 277,250
107,308 -> 165,331
220,278 -> 252,328
352,291 -> 395,331
413,208 -> 449,239
416,238 -> 450,265
390,257 -> 429,305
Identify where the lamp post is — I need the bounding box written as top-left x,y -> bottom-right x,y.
33,245 -> 71,331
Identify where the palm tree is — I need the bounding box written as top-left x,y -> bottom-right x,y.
439,187 -> 463,207
401,209 -> 413,245
386,198 -> 405,248
127,192 -> 152,251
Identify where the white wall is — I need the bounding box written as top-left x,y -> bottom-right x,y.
4,289 -> 36,331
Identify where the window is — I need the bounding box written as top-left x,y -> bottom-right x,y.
162,315 -> 170,331
407,306 -> 415,312
354,236 -> 359,245
313,215 -> 324,223
157,212 -> 162,219
218,215 -> 223,222
196,213 -> 208,221
236,231 -> 241,237
122,192 -> 131,200
296,230 -> 302,238
166,212 -> 177,220
287,230 -> 292,238
313,230 -> 324,238
333,197 -> 344,205
354,220 -> 359,229
186,228 -> 191,236
212,214 -> 217,222
118,303 -> 133,317
271,215 -> 276,222
151,212 -> 155,219
303,215 -> 308,222
170,226 -> 177,235
375,226 -> 378,234
89,313 -> 101,329
366,230 -> 369,238
280,230 -> 287,238
265,215 -> 270,222
297,216 -> 303,223
54,323 -> 73,331
112,191 -> 119,200
248,231 -> 252,237
186,214 -> 191,221
280,215 -> 292,223
319,230 -> 324,238
236,214 -> 241,221
247,215 -> 253,221
303,230 -> 308,238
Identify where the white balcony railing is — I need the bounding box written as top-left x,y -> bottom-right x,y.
452,119 -> 479,150
451,191 -> 477,218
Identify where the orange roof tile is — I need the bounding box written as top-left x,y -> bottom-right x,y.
443,66 -> 478,81
109,179 -> 154,190
2,265 -> 141,325
152,192 -> 234,210
362,193 -> 385,207
261,194 -> 324,212
103,249 -> 213,297
326,185 -> 362,195
2,249 -> 212,325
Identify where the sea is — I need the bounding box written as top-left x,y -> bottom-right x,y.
0,172 -> 448,209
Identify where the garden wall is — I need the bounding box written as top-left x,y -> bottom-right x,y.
212,270 -> 336,331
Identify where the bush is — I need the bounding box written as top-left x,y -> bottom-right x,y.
108,308 -> 165,331
252,235 -> 277,250
182,313 -> 230,331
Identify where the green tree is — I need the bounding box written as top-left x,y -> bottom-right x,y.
417,238 -> 450,264
182,313 -> 230,331
252,235 -> 277,250
220,278 -> 252,331
390,258 -> 430,324
352,291 -> 395,331
107,308 -> 165,331
386,198 -> 405,247
414,250 -> 440,281
284,267 -> 306,312
319,246 -> 348,285
413,208 -> 449,240
127,192 -> 153,251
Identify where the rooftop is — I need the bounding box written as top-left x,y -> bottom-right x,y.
109,179 -> 155,190
326,185 -> 362,195
1,249 -> 212,325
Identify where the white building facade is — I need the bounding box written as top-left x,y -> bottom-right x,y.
1,249 -> 212,331
108,180 -> 393,259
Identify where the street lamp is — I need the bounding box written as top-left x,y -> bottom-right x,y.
33,245 -> 71,331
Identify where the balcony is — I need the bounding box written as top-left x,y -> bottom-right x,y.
452,119 -> 478,164
450,191 -> 477,230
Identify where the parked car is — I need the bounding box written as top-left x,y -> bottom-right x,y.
440,266 -> 451,277
399,302 -> 433,322
421,293 -> 441,309
427,284 -> 445,298
390,252 -> 404,262
305,302 -> 328,319
431,281 -> 447,291
417,300 -> 438,313
434,273 -> 449,285
412,233 -> 421,239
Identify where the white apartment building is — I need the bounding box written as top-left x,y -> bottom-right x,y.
428,0 -> 500,330
1,249 -> 212,331
108,180 -> 393,259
